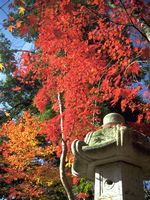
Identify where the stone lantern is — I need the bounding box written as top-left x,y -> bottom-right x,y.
71,113 -> 150,200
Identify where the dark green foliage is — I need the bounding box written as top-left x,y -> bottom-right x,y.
0,75 -> 41,118
0,34 -> 42,118
0,33 -> 16,74
39,102 -> 56,121
71,0 -> 87,5
46,183 -> 67,200
0,111 -> 8,125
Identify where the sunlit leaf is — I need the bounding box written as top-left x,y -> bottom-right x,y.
16,21 -> 23,28
18,7 -> 25,15
65,158 -> 72,168
5,112 -> 10,117
7,25 -> 14,32
47,181 -> 53,186
0,63 -> 4,70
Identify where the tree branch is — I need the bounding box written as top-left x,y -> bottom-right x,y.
85,0 -> 150,42
119,0 -> 149,42
57,93 -> 74,200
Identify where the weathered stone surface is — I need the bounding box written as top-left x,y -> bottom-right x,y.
72,131 -> 150,180
71,113 -> 150,200
84,113 -> 128,147
94,162 -> 144,200
103,113 -> 125,126
84,125 -> 129,147
72,113 -> 150,180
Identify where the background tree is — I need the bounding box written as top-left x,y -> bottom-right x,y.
0,112 -> 67,199
0,33 -> 42,118
0,33 -> 65,199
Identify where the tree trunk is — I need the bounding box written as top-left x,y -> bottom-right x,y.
57,93 -> 75,200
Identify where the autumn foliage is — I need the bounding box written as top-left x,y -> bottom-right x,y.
0,112 -> 62,199
12,0 -> 150,143
1,0 -> 150,199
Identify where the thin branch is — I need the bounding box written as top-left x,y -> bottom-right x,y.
109,19 -> 133,26
92,100 -> 97,125
119,0 -> 149,42
92,59 -> 113,125
58,93 -> 64,138
85,1 -> 149,42
59,139 -> 74,200
57,93 -> 74,200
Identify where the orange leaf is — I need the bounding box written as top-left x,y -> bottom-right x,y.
7,25 -> 14,32
16,21 -> 23,28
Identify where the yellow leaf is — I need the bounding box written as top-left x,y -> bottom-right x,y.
18,7 -> 25,15
0,63 -> 4,70
7,25 -> 14,32
5,112 -> 10,117
65,159 -> 72,168
36,177 -> 41,184
30,140 -> 36,146
16,21 -> 23,28
47,181 -> 53,186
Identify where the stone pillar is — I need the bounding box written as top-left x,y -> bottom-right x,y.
94,162 -> 144,200
71,113 -> 150,200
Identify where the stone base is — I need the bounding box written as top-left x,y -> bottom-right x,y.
94,162 -> 144,200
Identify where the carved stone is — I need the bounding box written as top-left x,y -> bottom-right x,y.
71,113 -> 150,200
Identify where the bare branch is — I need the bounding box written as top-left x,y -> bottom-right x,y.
58,93 -> 64,138
57,93 -> 74,200
85,0 -> 150,42
59,139 -> 74,200
119,0 -> 149,42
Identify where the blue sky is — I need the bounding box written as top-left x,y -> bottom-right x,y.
0,0 -> 35,109
0,0 -> 34,81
